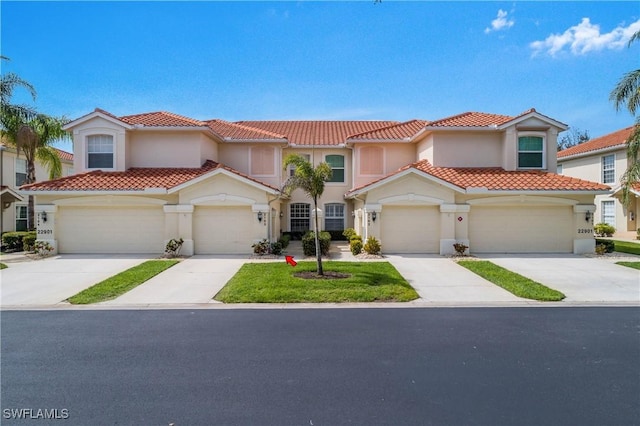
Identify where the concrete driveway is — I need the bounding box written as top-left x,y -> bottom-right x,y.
100,255 -> 245,305
385,255 -> 525,303
1,255 -> 149,306
479,254 -> 640,303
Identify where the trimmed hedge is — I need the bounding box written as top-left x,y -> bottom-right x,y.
302,231 -> 331,256
2,231 -> 36,252
22,233 -> 37,252
595,239 -> 615,253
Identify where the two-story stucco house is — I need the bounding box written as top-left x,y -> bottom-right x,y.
558,126 -> 639,239
21,107 -> 609,255
1,144 -> 73,233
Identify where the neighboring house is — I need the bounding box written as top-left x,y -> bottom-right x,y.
21,108 -> 609,255
1,144 -> 73,234
558,126 -> 638,239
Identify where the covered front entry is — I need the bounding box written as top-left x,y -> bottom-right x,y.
380,205 -> 440,253
193,206 -> 255,254
469,205 -> 573,253
57,206 -> 165,253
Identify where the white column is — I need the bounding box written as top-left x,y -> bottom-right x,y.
35,204 -> 58,254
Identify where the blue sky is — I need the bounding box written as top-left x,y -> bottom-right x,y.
2,1 -> 639,152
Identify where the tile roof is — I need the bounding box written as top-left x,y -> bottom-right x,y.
119,111 -> 206,127
54,148 -> 73,162
347,159 -> 609,195
206,119 -> 287,140
347,120 -> 430,140
233,121 -> 399,145
20,160 -> 278,192
558,126 -> 635,158
427,111 -> 515,128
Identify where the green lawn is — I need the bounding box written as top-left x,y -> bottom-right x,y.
616,261 -> 640,270
68,260 -> 178,304
215,261 -> 419,303
457,260 -> 565,301
0,263 -> 7,269
613,240 -> 640,256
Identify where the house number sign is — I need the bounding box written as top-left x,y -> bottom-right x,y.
577,228 -> 593,234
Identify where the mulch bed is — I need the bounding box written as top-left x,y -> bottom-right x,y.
294,271 -> 352,279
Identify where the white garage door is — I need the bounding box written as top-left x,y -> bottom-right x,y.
57,206 -> 165,254
469,206 -> 573,253
380,206 -> 440,253
193,206 -> 254,254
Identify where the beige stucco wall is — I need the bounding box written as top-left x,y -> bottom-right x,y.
352,144 -> 415,189
70,116 -> 127,173
432,132 -> 502,168
559,147 -> 636,235
129,131 -> 205,168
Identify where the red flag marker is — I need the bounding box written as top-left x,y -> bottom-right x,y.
285,255 -> 297,267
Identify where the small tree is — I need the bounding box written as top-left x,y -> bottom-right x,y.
283,154 -> 332,275
557,127 -> 590,151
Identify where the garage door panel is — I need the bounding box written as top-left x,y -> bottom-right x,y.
380,206 -> 439,253
57,206 -> 164,254
194,206 -> 253,254
470,206 -> 572,253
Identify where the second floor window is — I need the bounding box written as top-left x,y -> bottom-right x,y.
518,136 -> 544,169
15,158 -> 27,186
326,155 -> 344,183
87,135 -> 114,169
15,205 -> 27,232
324,203 -> 345,231
602,154 -> 615,184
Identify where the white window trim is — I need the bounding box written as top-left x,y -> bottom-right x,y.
601,154 -> 615,184
517,132 -> 546,170
15,158 -> 27,186
358,146 -> 386,177
15,204 -> 28,231
324,202 -> 345,231
86,133 -> 116,170
290,202 -> 311,233
249,146 -> 277,177
325,154 -> 346,185
601,200 -> 615,227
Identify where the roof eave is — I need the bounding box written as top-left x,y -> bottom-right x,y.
558,144 -> 626,161
498,111 -> 568,131
63,111 -> 133,131
465,188 -> 611,195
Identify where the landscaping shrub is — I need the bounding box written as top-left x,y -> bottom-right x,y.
594,222 -> 615,237
637,228 -> 640,241
595,244 -> 608,255
22,233 -> 37,252
34,240 -> 54,257
270,241 -> 284,256
278,234 -> 291,249
2,231 -> 34,252
594,239 -> 614,253
453,242 -> 468,256
343,228 -> 357,241
363,236 -> 381,255
325,230 -> 347,241
164,238 -> 184,258
302,231 -> 331,256
252,239 -> 270,255
350,235 -> 363,255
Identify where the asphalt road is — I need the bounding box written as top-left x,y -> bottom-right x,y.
1,307 -> 639,426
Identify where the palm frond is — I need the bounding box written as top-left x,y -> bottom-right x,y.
36,146 -> 63,180
610,69 -> 640,115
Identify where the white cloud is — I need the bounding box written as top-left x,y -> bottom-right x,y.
485,9 -> 514,34
530,18 -> 640,57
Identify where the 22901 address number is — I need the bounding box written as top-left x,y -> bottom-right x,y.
37,229 -> 53,235
577,229 -> 593,234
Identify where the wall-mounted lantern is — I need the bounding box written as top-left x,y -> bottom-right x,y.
585,210 -> 591,222
257,211 -> 263,222
371,211 -> 377,222
41,211 -> 48,223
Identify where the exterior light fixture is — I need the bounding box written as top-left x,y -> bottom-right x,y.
280,212 -> 284,218
41,211 -> 47,222
585,211 -> 591,222
257,211 -> 263,222
372,211 -> 377,222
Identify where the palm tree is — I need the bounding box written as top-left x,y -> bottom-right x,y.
0,112 -> 68,229
610,30 -> 640,206
283,154 -> 333,276
0,56 -> 37,121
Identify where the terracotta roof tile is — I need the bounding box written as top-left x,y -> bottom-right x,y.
233,121 -> 398,145
427,111 -> 515,128
119,111 -> 206,127
206,119 -> 287,140
347,120 -> 429,140
54,148 -> 73,162
347,159 -> 609,195
558,126 -> 635,158
20,160 -> 278,192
